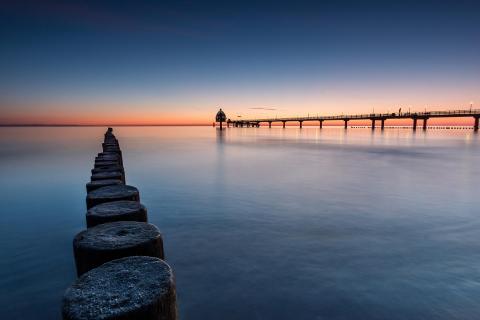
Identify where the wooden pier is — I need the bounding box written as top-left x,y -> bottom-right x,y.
228,108 -> 480,131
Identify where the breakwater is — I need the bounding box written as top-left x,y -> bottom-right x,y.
62,128 -> 177,319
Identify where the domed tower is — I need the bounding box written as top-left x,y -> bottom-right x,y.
215,108 -> 227,130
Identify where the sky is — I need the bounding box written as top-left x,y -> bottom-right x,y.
0,0 -> 479,125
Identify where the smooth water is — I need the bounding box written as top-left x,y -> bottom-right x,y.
0,126 -> 479,319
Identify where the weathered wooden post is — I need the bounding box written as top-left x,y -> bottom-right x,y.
95,153 -> 122,163
73,221 -> 164,276
86,200 -> 147,227
91,171 -> 124,182
86,185 -> 139,209
64,127 -> 178,320
91,165 -> 124,174
62,256 -> 177,320
94,160 -> 120,168
86,179 -> 123,192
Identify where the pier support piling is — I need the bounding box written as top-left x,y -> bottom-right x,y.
319,120 -> 323,129
413,118 -> 418,131
474,117 -> 479,131
371,119 -> 376,130
282,121 -> 286,128
299,121 -> 303,129
381,119 -> 385,130
423,118 -> 428,130
268,122 -> 272,128
344,119 -> 348,129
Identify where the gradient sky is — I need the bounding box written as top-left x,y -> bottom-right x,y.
1,0 -> 479,125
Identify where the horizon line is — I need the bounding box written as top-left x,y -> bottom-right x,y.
0,124 -> 213,127
1,123 -> 477,128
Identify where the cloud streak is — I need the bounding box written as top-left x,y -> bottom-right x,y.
249,107 -> 277,111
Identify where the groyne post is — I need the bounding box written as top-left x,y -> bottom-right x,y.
63,128 -> 177,320
62,256 -> 177,320
73,221 -> 164,276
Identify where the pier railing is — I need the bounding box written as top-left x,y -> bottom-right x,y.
238,108 -> 480,122
229,108 -> 480,130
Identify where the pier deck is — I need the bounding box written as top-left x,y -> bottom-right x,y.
229,109 -> 480,130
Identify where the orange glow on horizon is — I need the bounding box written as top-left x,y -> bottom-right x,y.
1,101 -> 478,126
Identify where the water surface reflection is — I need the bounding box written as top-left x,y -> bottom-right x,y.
0,127 -> 479,319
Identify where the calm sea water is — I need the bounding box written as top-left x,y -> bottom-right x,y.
0,126 -> 479,319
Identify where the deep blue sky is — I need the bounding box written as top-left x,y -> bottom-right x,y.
1,0 -> 479,124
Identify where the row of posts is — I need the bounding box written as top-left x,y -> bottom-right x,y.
61,128 -> 178,320
231,116 -> 480,131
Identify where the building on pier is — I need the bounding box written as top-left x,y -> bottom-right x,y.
215,108 -> 227,130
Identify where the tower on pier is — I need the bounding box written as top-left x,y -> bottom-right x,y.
215,108 -> 227,130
